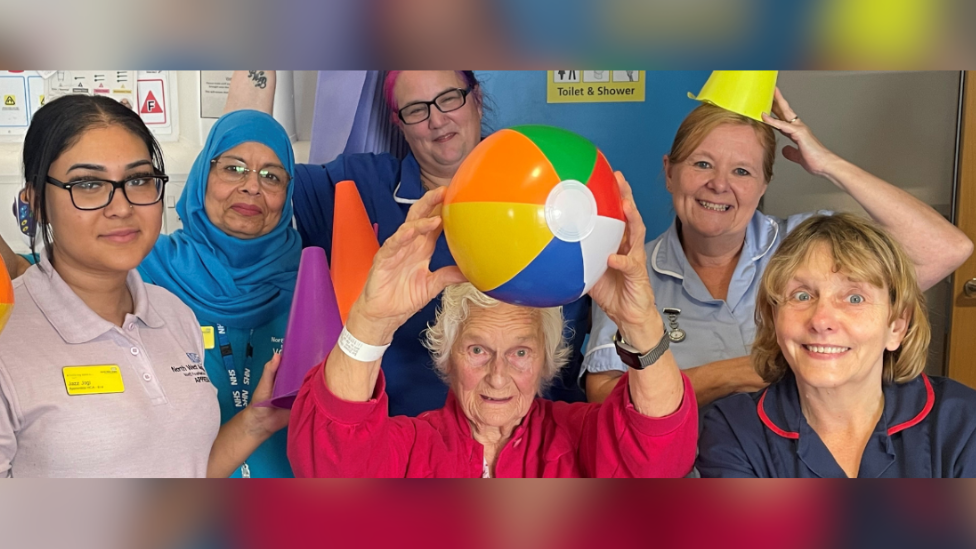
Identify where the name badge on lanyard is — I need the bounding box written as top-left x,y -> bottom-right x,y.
201,326 -> 216,350
216,324 -> 254,478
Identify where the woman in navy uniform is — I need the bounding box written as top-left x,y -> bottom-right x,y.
698,213 -> 976,478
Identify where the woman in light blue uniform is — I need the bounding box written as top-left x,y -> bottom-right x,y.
585,206 -> 828,402
583,89 -> 973,406
139,110 -> 300,477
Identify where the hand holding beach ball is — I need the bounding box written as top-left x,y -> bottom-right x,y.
442,125 -> 626,307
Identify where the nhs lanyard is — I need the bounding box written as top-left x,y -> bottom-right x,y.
215,324 -> 253,478
216,324 -> 253,409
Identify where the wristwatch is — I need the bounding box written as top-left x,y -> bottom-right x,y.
613,329 -> 669,370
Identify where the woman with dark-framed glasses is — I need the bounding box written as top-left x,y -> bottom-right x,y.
225,70 -> 591,418
0,95 -> 287,477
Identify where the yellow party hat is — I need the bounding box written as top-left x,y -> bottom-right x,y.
688,71 -> 778,122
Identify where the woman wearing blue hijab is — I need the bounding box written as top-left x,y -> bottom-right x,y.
140,110 -> 301,478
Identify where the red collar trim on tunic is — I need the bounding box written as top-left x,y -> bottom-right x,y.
758,374 -> 935,440
758,389 -> 799,440
886,374 -> 934,436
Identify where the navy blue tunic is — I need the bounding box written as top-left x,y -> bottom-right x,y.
697,370 -> 976,478
292,152 -> 589,417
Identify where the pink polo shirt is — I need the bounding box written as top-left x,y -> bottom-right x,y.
0,256 -> 220,477
288,360 -> 697,478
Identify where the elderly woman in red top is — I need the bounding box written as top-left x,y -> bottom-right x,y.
288,173 -> 697,477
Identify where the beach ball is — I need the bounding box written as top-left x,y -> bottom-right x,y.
0,255 -> 13,335
443,125 -> 626,308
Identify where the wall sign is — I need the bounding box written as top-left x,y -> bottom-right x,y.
547,71 -> 645,103
0,71 -> 45,138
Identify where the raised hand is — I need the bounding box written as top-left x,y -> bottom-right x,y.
588,172 -> 660,351
207,351 -> 291,477
224,71 -> 276,115
762,87 -> 840,177
350,186 -> 466,344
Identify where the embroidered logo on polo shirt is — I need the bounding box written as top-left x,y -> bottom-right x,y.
186,352 -> 201,363
171,360 -> 211,384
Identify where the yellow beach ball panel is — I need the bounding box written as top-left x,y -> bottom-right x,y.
0,254 -> 12,334
442,201 -> 553,292
0,303 -> 10,333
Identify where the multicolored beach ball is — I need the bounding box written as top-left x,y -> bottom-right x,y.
0,255 -> 13,335
442,125 -> 626,307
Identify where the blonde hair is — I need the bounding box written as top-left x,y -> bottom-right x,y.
423,283 -> 572,393
668,103 -> 777,183
753,213 -> 930,384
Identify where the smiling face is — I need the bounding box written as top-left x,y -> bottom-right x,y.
449,303 -> 544,432
203,141 -> 288,239
665,123 -> 768,242
393,70 -> 483,180
774,243 -> 909,391
44,125 -> 162,274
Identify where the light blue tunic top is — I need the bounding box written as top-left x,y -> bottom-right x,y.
582,210 -> 830,378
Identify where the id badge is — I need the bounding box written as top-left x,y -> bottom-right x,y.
62,365 -> 125,396
201,326 -> 215,349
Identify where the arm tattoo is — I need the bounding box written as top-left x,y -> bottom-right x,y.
248,71 -> 268,89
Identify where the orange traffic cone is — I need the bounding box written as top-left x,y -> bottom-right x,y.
331,180 -> 380,323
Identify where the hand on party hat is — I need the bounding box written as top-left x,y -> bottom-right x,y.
761,88 -> 841,178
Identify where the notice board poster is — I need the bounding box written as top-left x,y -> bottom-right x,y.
0,71 -> 45,138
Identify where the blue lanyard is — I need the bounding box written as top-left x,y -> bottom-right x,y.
215,324 -> 253,409
215,323 -> 254,478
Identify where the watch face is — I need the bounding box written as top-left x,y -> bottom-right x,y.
616,347 -> 642,369
613,334 -> 644,370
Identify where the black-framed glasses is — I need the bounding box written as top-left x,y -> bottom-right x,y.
209,158 -> 291,192
46,175 -> 168,211
397,87 -> 471,125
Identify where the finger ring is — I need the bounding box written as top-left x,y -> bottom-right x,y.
788,116 -> 799,123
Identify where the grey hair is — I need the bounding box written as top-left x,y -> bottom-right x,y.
422,283 -> 572,394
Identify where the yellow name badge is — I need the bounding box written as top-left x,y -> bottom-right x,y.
62,365 -> 125,396
201,326 -> 215,350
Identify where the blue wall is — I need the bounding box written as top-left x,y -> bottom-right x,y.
477,70 -> 712,240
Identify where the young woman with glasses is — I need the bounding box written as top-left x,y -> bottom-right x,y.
0,94 -> 287,477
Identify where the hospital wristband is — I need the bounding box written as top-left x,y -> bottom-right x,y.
338,326 -> 391,362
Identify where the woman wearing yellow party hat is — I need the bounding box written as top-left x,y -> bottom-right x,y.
583,70 -> 972,408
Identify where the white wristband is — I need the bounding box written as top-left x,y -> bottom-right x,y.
338,326 -> 391,362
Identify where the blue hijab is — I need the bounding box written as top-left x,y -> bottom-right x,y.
140,110 -> 302,329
